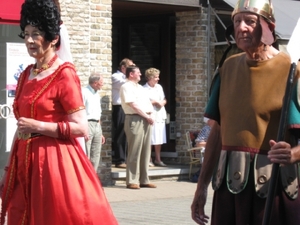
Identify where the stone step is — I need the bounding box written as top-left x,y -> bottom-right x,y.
111,164 -> 199,183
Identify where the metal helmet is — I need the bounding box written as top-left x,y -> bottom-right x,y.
231,0 -> 275,25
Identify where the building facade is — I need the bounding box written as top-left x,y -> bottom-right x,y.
4,0 -> 298,185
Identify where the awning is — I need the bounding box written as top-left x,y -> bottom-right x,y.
0,0 -> 24,24
223,0 -> 300,40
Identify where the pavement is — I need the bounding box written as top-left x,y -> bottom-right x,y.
104,181 -> 214,225
0,180 -> 213,225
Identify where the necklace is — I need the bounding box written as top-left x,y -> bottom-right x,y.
32,54 -> 58,76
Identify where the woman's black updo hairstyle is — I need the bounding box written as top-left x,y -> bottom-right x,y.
19,0 -> 61,48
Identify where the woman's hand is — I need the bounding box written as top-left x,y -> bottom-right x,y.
17,117 -> 39,133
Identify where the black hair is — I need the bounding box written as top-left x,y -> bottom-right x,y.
19,0 -> 61,48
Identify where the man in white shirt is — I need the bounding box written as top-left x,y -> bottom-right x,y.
120,65 -> 156,189
82,73 -> 105,171
112,58 -> 134,168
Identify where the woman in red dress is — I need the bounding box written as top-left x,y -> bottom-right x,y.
0,0 -> 118,224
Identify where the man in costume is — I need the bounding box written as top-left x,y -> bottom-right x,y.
191,0 -> 300,224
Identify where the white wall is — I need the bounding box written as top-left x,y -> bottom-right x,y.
0,24 -> 23,174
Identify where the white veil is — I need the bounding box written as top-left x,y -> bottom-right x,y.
56,23 -> 73,63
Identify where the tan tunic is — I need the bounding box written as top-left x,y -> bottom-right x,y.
210,52 -> 300,198
219,52 -> 298,153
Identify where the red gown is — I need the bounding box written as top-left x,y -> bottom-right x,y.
1,63 -> 118,225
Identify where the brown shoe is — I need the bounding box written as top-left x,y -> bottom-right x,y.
116,163 -> 126,168
140,183 -> 157,188
126,184 -> 140,189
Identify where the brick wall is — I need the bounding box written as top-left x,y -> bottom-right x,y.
60,0 -> 113,185
175,9 -> 215,164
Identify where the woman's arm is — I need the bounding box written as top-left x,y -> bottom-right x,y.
17,109 -> 88,138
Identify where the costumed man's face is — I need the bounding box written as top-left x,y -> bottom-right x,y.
233,12 -> 262,52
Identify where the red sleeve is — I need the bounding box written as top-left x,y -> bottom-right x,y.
56,63 -> 85,114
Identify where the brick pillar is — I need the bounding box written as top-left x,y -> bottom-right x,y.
60,0 -> 113,185
175,8 -> 215,164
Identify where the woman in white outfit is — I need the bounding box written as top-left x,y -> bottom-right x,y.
143,68 -> 167,167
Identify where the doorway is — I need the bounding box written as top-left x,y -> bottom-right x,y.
112,14 -> 176,152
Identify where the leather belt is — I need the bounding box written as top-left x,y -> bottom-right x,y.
18,132 -> 43,140
88,119 -> 100,123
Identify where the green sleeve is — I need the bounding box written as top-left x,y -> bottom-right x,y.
288,79 -> 300,128
204,72 -> 220,124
